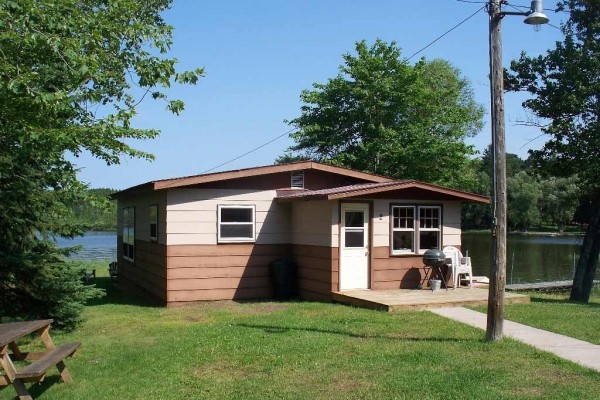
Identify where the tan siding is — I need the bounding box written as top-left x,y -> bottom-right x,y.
117,191 -> 168,245
292,244 -> 336,301
165,243 -> 290,303
370,246 -> 453,289
165,189 -> 291,245
442,202 -> 461,247
291,200 -> 334,247
369,199 -> 463,251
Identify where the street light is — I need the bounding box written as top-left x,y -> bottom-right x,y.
486,0 -> 549,341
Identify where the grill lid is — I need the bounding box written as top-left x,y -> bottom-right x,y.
422,248 -> 447,267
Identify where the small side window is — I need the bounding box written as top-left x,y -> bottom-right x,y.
149,204 -> 158,241
218,205 -> 256,243
122,207 -> 135,261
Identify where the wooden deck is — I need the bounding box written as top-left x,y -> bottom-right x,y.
332,288 -> 530,312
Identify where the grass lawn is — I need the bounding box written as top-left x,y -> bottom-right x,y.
2,265 -> 599,400
498,287 -> 600,346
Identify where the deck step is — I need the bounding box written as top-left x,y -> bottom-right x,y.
15,342 -> 80,380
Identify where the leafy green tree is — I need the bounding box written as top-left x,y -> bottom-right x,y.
507,171 -> 542,231
284,40 -> 484,187
539,177 -> 580,233
67,188 -> 117,231
507,0 -> 599,301
480,145 -> 526,179
0,0 -> 203,328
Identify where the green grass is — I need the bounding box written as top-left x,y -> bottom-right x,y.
498,287 -> 600,345
2,266 -> 600,399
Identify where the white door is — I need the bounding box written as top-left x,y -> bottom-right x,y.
339,203 -> 370,290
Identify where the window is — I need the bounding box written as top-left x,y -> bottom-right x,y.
419,206 -> 441,252
149,204 -> 158,241
218,205 -> 255,242
391,205 -> 441,255
391,206 -> 415,254
122,207 -> 135,260
291,171 -> 304,189
343,210 -> 365,248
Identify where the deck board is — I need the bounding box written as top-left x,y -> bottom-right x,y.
332,288 -> 529,312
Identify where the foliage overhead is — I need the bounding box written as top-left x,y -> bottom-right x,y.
506,0 -> 599,302
0,0 -> 203,328
283,39 -> 484,187
506,0 -> 599,197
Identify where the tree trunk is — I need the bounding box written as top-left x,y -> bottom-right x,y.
570,203 -> 600,302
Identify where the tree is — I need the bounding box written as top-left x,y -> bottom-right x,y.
539,177 -> 580,232
283,40 -> 484,188
507,171 -> 542,231
0,0 -> 203,328
507,0 -> 600,301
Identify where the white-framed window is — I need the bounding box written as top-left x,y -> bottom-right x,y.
391,206 -> 415,254
149,204 -> 158,241
391,205 -> 441,255
122,206 -> 135,261
218,205 -> 256,243
418,206 -> 441,253
291,171 -> 304,189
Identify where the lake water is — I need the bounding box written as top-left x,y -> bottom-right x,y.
59,231 -> 584,283
462,232 -> 583,284
55,231 -> 118,261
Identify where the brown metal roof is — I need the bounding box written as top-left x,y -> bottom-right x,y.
111,161 -> 392,198
275,180 -> 490,203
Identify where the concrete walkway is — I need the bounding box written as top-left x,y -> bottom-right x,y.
431,307 -> 600,372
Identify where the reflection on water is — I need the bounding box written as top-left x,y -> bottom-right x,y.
55,231 -> 117,261
462,232 -> 583,284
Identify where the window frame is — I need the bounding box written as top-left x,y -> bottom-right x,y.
417,206 -> 442,254
149,204 -> 158,242
122,206 -> 135,261
391,205 -> 416,254
390,204 -> 442,256
217,204 -> 256,243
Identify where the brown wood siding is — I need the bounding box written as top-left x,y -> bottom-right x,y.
117,237 -> 167,303
182,169 -> 378,191
165,243 -> 291,303
292,244 -> 338,301
370,246 -> 428,289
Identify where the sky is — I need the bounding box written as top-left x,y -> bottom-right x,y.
74,0 -> 567,190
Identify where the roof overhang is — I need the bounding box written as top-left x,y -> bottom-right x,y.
110,161 -> 392,200
276,180 -> 490,204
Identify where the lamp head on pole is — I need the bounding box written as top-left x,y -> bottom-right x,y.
524,0 -> 550,29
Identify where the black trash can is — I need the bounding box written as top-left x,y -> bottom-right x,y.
270,260 -> 297,300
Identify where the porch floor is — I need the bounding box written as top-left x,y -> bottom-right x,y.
331,287 -> 530,312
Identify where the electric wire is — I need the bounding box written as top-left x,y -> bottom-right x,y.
202,128 -> 297,174
407,5 -> 486,60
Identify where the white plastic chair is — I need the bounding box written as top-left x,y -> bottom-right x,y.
442,246 -> 473,289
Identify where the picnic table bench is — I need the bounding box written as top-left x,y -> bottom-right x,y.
0,319 -> 80,400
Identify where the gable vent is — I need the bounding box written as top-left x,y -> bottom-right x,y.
291,171 -> 304,189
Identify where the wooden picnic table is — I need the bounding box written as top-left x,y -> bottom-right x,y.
0,319 -> 80,400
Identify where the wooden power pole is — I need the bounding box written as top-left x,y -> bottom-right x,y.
486,0 -> 507,341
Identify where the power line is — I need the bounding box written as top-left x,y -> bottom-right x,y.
407,5 -> 486,61
202,128 -> 296,174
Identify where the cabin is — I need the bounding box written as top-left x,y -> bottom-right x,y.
111,162 -> 488,306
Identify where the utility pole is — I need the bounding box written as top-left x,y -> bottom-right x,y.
487,0 -> 506,341
485,0 -> 548,341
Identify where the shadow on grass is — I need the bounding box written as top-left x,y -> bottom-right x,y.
529,296 -> 600,308
22,375 -> 61,399
85,277 -> 160,308
235,323 -> 482,343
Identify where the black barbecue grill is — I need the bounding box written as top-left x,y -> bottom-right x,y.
421,248 -> 450,290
